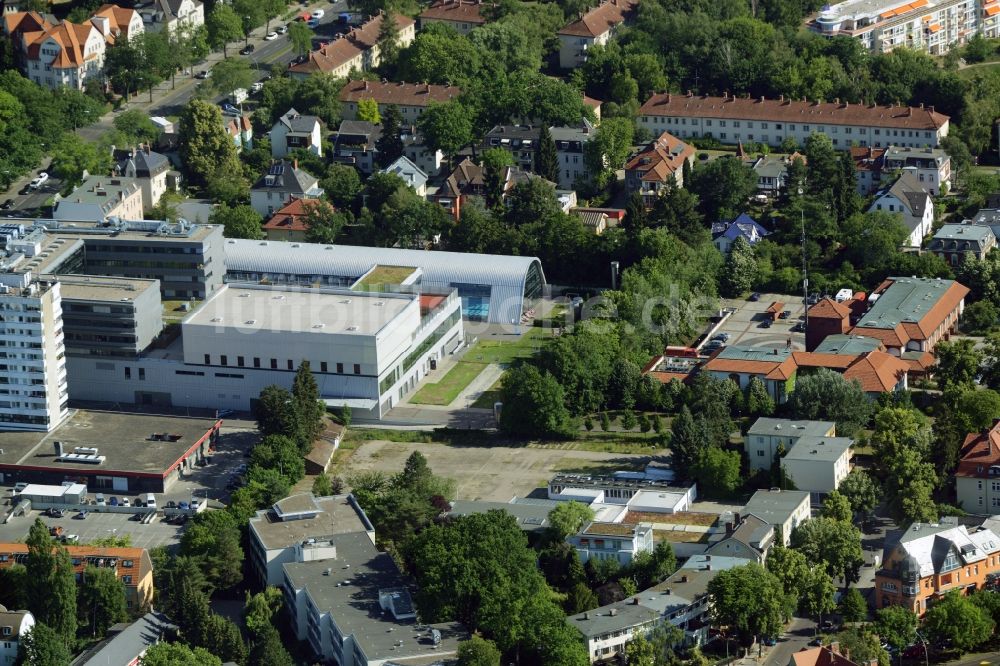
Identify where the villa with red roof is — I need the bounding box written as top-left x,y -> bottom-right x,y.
955,419 -> 1000,513
625,131 -> 695,205
289,12 -> 414,80
557,0 -> 637,69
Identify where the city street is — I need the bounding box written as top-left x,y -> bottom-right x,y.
2,0 -> 348,210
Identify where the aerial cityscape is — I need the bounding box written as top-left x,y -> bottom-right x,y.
1,0 -> 1000,664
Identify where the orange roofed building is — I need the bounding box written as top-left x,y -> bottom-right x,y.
0,544 -> 153,611
625,131 -> 695,206
339,79 -> 462,123
955,419 -> 1000,513
288,12 -> 414,81
418,0 -> 493,34
875,517 -> 1000,616
263,197 -> 318,242
790,642 -> 875,666
557,0 -> 637,69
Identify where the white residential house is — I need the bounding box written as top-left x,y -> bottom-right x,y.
22,20 -> 106,90
781,435 -> 854,496
54,176 -> 144,222
557,0 -> 637,69
381,155 -> 428,197
884,145 -> 951,195
137,0 -> 204,33
0,606 -> 34,665
745,418 -> 838,474
551,121 -> 596,189
250,160 -> 324,217
568,521 -> 654,565
115,145 -> 171,209
742,489 -> 811,546
270,108 -> 323,159
868,169 -> 934,247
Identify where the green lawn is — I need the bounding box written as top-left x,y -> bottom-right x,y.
408,360 -> 488,406
409,329 -> 552,406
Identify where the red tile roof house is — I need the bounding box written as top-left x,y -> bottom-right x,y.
288,12 -> 414,80
418,0 -> 493,35
557,0 -> 638,69
262,197 -> 317,242
638,92 -> 950,150
790,643 -> 876,666
625,131 -> 695,206
339,79 -> 463,124
955,419 -> 1000,513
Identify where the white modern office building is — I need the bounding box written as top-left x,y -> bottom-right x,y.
65,282 -> 464,419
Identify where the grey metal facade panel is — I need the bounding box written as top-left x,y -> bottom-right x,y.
222,239 -> 546,324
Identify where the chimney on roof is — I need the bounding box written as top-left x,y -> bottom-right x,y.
830,642 -> 840,655
928,105 -> 934,113
293,159 -> 298,170
835,98 -> 839,104
632,597 -> 640,605
759,96 -> 764,102
666,93 -> 671,103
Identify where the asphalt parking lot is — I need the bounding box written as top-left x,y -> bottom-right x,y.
0,507 -> 184,550
711,292 -> 809,351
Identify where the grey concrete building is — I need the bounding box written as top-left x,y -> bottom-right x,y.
57,275 -> 163,357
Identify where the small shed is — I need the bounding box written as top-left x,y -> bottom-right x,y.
765,301 -> 785,321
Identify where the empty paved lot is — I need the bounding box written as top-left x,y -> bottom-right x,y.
342,441 -> 655,501
713,292 -> 808,350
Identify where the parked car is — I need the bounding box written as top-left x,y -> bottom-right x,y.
748,292 -> 761,301
221,103 -> 239,115
277,24 -> 288,34
239,44 -> 255,55
251,81 -> 264,93
120,497 -> 130,507
166,500 -> 177,509
779,310 -> 791,319
762,636 -> 777,646
178,501 -> 190,510
758,319 -> 772,328
46,508 -> 63,518
191,498 -> 203,510
195,70 -> 210,79
791,322 -> 805,333
13,482 -> 28,493
62,534 -> 79,544
49,525 -> 64,537
711,332 -> 730,342
307,18 -> 320,28
29,172 -> 48,189
311,8 -> 325,18
18,185 -> 30,196
109,496 -> 118,506
75,510 -> 88,519
265,31 -> 278,40
0,199 -> 14,210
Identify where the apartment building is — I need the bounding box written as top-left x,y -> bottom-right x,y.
288,12 -> 415,80
54,177 -> 144,223
781,436 -> 855,495
868,171 -> 934,247
418,0 -> 492,33
809,0 -> 980,55
557,0 -> 637,69
745,418 -> 837,474
339,79 -> 462,122
568,554 -> 755,662
928,223 -> 996,265
0,273 -> 68,432
568,521 -> 654,565
955,419 -> 1000,513
551,121 -> 595,189
22,19 -> 106,90
885,145 -> 952,194
639,93 -> 949,149
136,0 -> 204,34
875,517 -> 1000,614
0,544 -> 153,611
742,489 -> 811,546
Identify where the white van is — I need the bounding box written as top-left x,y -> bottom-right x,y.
143,493 -> 156,508
95,493 -> 106,506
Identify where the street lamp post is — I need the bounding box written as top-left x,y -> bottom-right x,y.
243,16 -> 252,48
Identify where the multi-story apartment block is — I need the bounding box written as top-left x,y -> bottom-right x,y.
639,93 -> 949,149
0,272 -> 68,432
339,79 -> 462,123
743,489 -> 811,546
809,0 -> 980,55
288,12 -> 415,80
136,0 -> 204,34
928,223 -> 996,265
955,419 -> 1000,513
781,435 -> 854,495
54,177 -> 144,223
418,0 -> 492,34
885,145 -> 951,194
551,121 -> 595,189
875,518 -> 1000,614
745,418 -> 837,474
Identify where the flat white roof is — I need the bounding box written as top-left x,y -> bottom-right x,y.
20,483 -> 86,496
630,489 -> 687,509
184,284 -> 414,336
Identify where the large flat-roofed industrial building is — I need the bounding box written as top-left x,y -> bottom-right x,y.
0,410 -> 220,492
223,238 -> 545,324
66,282 -> 464,419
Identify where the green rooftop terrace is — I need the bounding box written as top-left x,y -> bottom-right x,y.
351,265 -> 418,291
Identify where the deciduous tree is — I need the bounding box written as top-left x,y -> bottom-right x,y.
17,623 -> 73,666
535,124 -> 559,184
791,517 -> 864,585
786,369 -> 872,437
498,365 -> 575,439
140,642 -> 222,666
821,491 -> 853,523
206,5 -> 244,57
79,565 -> 128,637
707,563 -> 790,644
178,99 -> 241,186
457,635 -> 502,666
838,470 -> 880,518
839,588 -> 868,623
179,510 -> 244,590
875,606 -> 917,657
548,501 -> 595,540
418,101 -> 473,159
357,97 -> 381,124
721,235 -> 758,296
209,203 -> 263,239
